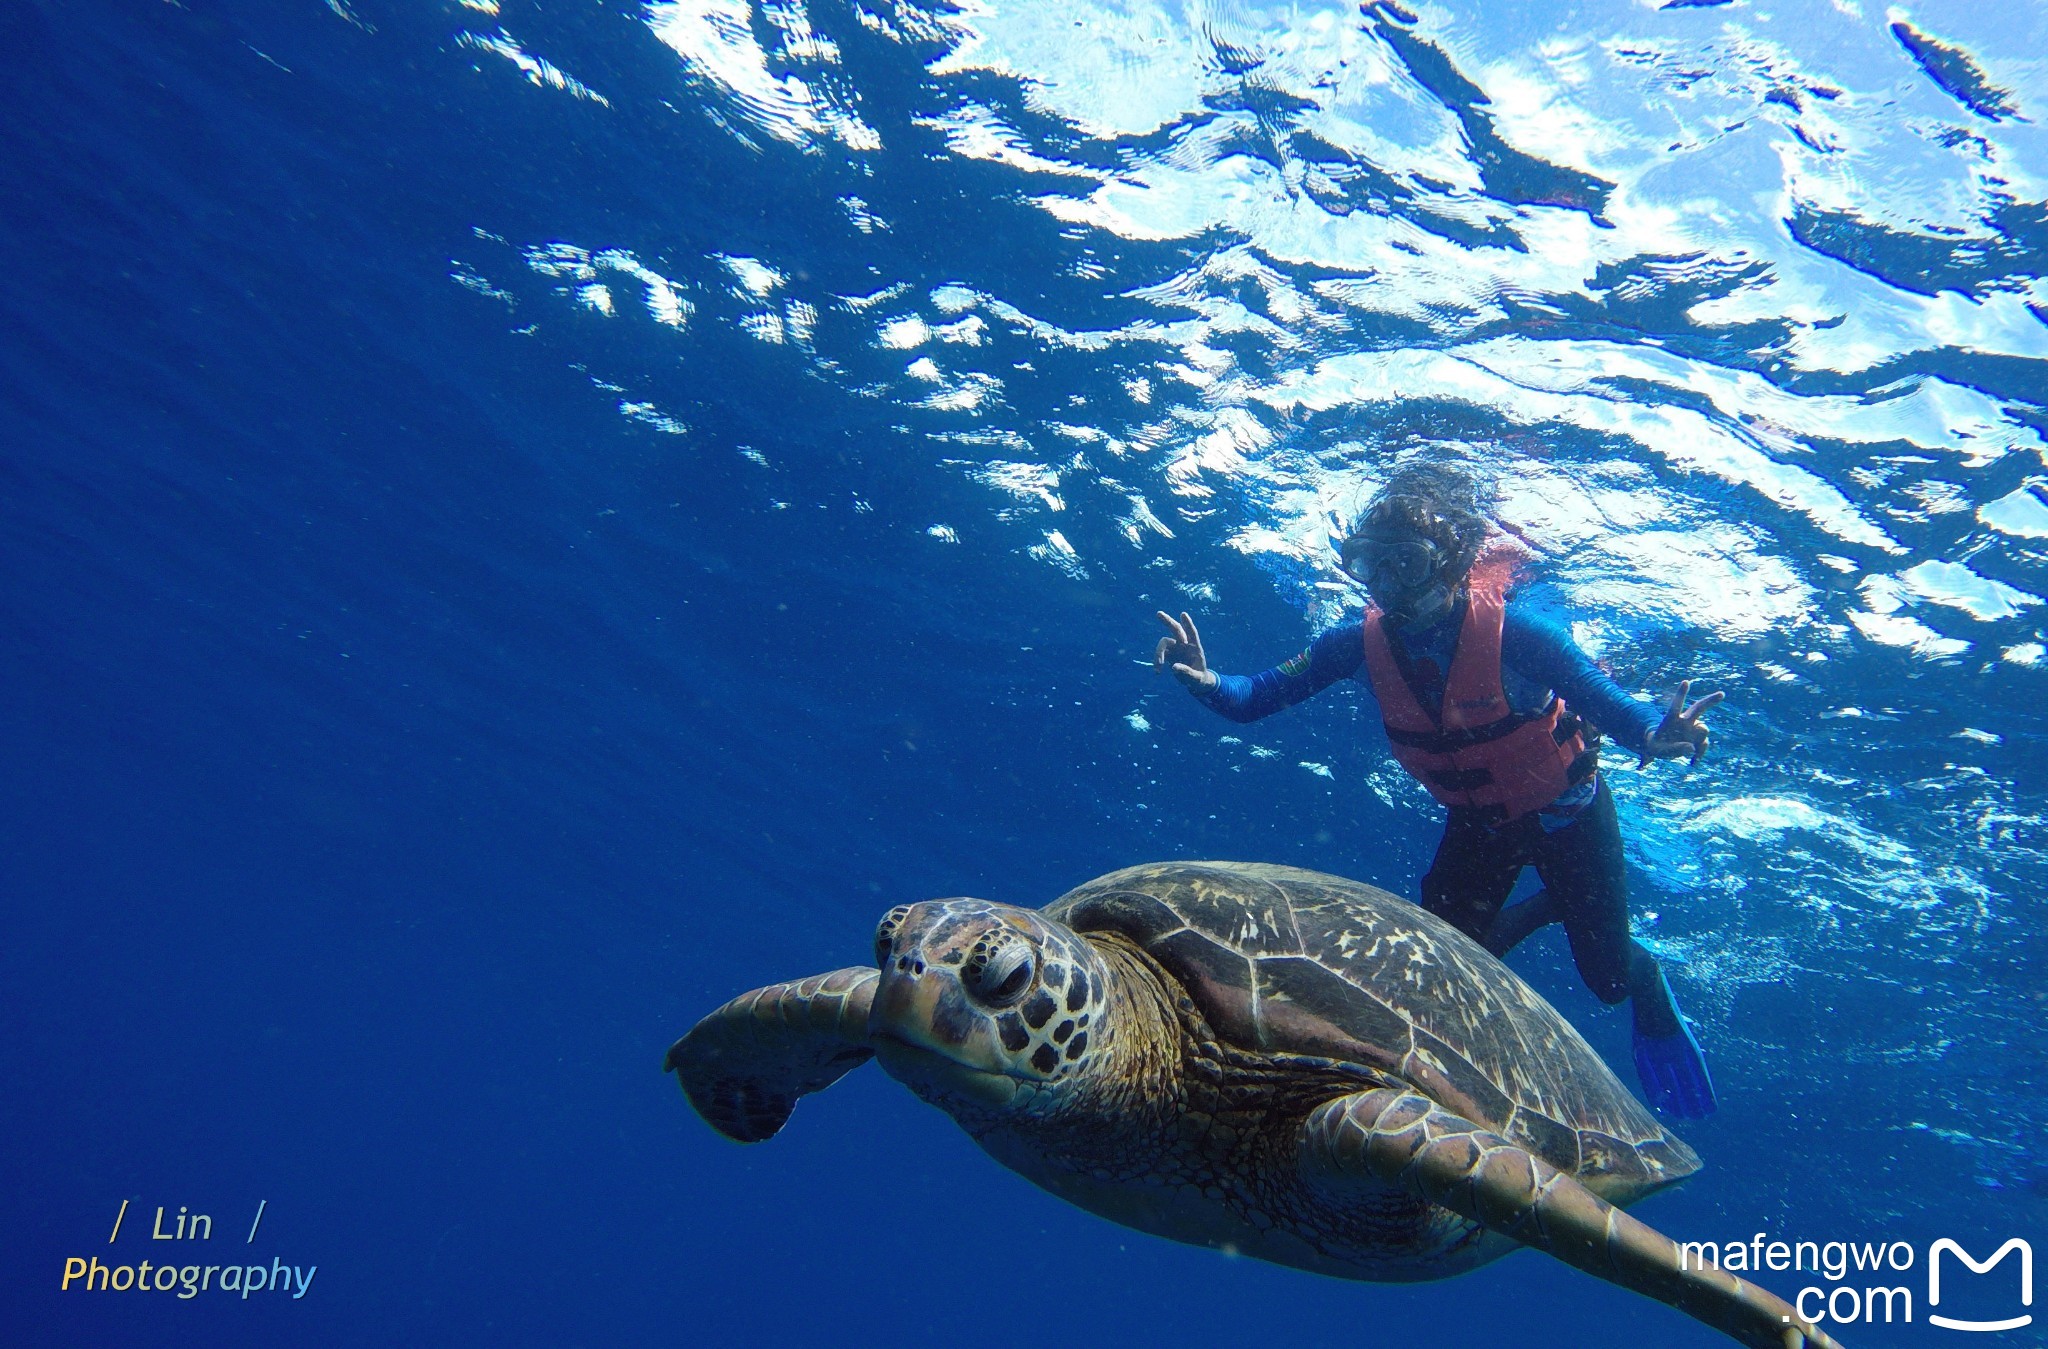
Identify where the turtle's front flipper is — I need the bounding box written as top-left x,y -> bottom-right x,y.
1299,1089 -> 1842,1349
665,967 -> 878,1143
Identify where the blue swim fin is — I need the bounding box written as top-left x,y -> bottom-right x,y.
1631,966 -> 1717,1119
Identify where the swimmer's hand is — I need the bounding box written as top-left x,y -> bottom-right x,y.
1640,680 -> 1723,768
1153,610 -> 1217,693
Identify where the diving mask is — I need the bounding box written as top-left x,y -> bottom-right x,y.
1338,532 -> 1442,591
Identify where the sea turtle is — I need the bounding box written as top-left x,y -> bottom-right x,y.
667,861 -> 1837,1349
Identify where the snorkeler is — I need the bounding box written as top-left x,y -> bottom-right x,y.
1152,463 -> 1723,1119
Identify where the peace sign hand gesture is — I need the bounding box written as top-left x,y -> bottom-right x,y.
1640,680 -> 1724,768
1154,610 -> 1218,692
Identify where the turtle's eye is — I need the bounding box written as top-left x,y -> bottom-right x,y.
963,932 -> 1035,1007
874,905 -> 913,967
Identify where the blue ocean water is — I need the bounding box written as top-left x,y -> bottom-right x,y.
3,0 -> 2043,1345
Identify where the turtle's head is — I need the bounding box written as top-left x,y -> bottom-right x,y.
866,899 -> 1113,1120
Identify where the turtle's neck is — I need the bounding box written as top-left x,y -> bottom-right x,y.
1086,933 -> 1190,1134
975,933 -> 1186,1180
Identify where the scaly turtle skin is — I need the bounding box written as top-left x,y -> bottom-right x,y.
667,861 -> 1839,1349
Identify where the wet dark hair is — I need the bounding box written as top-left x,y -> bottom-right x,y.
1347,462 -> 1490,583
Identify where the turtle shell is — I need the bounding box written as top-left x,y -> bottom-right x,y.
1044,860 -> 1699,1197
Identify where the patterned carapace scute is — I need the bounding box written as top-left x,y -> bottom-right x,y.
1044,861 -> 1699,1192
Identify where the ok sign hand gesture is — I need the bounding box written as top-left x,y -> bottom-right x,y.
1153,610 -> 1218,692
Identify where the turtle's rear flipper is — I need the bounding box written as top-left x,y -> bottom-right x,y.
1300,1089 -> 1841,1349
666,967 -> 879,1143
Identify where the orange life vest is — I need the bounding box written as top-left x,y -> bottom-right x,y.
1361,590 -> 1590,822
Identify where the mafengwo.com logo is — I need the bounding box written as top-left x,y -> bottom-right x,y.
1676,1234 -> 2032,1333
1928,1241 -> 2033,1334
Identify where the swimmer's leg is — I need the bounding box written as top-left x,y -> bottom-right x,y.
1420,806 -> 1531,943
1532,779 -> 1633,1002
1481,886 -> 1558,958
1533,778 -> 1716,1118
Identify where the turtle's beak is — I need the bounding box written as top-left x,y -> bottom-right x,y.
868,961 -> 1019,1107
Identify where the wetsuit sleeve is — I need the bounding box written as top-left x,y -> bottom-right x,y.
1500,606 -> 1661,754
1195,622 -> 1368,725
